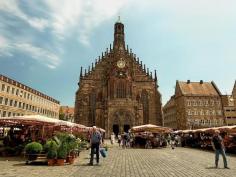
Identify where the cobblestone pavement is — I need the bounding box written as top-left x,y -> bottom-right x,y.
0,146 -> 235,177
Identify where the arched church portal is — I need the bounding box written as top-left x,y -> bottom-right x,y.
112,109 -> 133,136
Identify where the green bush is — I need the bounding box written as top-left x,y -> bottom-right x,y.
45,140 -> 58,159
44,140 -> 58,153
57,142 -> 67,159
47,148 -> 57,159
25,142 -> 43,154
66,135 -> 77,154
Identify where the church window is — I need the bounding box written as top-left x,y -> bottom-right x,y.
116,80 -> 126,98
89,92 -> 96,126
141,90 -> 149,124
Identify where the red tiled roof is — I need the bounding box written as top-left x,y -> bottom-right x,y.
177,81 -> 220,96
60,106 -> 74,114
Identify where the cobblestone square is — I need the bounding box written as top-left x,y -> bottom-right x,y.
0,146 -> 235,177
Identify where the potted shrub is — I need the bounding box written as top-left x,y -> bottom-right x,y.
25,142 -> 43,161
45,140 -> 58,166
56,142 -> 67,166
66,135 -> 77,164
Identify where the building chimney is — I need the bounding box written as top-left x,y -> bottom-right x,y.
187,80 -> 190,84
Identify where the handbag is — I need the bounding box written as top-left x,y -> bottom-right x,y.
100,148 -> 107,158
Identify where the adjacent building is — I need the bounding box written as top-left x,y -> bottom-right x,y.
163,80 -> 225,130
163,96 -> 177,129
0,74 -> 60,118
221,95 -> 236,126
233,81 -> 236,108
59,106 -> 74,122
75,20 -> 162,137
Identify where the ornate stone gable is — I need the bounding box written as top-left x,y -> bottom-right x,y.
75,20 -> 162,137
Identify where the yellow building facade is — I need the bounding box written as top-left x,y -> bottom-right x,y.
0,74 -> 60,118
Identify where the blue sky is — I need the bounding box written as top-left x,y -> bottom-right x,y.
0,0 -> 236,106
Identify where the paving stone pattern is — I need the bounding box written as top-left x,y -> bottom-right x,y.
0,146 -> 235,177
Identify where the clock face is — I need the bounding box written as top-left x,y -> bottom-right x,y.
117,58 -> 126,68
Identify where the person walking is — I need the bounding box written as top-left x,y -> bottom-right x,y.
88,126 -> 102,166
211,130 -> 229,169
110,132 -> 115,145
118,134 -> 121,147
170,134 -> 175,149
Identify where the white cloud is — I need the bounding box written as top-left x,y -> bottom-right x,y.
0,0 -> 49,31
0,35 -> 13,57
44,0 -> 130,44
0,35 -> 60,69
14,43 -> 60,69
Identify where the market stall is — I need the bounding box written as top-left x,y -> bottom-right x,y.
130,124 -> 173,148
174,125 -> 236,152
0,115 -> 88,156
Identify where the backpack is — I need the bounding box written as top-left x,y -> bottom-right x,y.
91,132 -> 101,144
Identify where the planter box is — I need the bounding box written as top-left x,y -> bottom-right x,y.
56,159 -> 65,166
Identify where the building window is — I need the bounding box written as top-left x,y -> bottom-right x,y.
22,103 -> 25,109
11,87 -> 15,94
8,112 -> 11,117
116,80 -> 126,98
4,98 -> 8,105
0,97 -> 3,104
200,109 -> 204,115
211,100 -> 214,106
199,100 -> 203,106
197,100 -> 200,106
1,84 -> 5,91
20,90 -> 23,97
24,92 -> 26,98
187,110 -> 191,115
14,101 -> 17,107
186,100 -> 190,106
6,86 -> 10,93
3,111 -> 6,117
16,89 -> 19,96
10,99 -> 13,106
191,101 -> 194,106
212,110 -> 215,115
19,102 -> 22,108
13,113 -> 15,116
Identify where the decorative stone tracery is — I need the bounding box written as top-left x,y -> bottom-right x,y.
74,20 -> 162,138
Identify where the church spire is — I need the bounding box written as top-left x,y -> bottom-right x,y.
80,66 -> 83,78
113,17 -> 125,52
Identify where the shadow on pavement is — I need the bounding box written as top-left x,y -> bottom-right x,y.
205,166 -> 228,170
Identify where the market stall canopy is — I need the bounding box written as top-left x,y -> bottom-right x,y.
0,115 -> 59,126
0,115 -> 87,129
85,127 -> 106,133
130,124 -> 172,133
175,125 -> 236,134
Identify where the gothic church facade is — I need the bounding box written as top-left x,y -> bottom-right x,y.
74,20 -> 162,137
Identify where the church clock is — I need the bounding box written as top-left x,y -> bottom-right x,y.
117,58 -> 126,68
